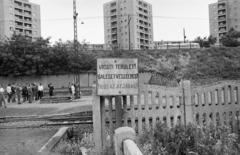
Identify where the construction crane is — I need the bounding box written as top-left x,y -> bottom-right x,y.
73,0 -> 81,99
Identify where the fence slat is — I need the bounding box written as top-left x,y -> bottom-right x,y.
109,96 -> 114,146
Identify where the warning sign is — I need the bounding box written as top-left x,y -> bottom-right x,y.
97,58 -> 139,96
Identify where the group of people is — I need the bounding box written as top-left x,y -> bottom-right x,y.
0,83 -> 44,108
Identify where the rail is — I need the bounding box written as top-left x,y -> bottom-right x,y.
0,111 -> 92,123
0,111 -> 93,129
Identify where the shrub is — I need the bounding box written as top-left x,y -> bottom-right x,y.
138,122 -> 240,155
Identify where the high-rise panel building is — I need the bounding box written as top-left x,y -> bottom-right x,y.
209,0 -> 240,43
0,0 -> 41,41
103,0 -> 153,50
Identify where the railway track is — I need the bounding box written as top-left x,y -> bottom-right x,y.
0,111 -> 93,129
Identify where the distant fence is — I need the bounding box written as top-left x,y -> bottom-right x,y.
154,42 -> 200,50
93,80 -> 240,153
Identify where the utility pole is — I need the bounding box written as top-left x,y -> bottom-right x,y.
73,0 -> 80,99
183,28 -> 186,43
128,14 -> 132,50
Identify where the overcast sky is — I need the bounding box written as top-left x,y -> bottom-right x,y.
31,0 -> 217,44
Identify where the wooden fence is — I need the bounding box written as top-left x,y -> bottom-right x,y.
93,80 -> 240,153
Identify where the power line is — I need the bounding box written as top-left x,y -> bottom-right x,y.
0,15 -> 209,22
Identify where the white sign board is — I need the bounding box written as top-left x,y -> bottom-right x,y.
97,58 -> 139,96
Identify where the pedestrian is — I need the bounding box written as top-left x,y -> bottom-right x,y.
16,84 -> 22,104
6,84 -> 12,103
22,84 -> 28,103
27,84 -> 33,103
32,83 -> 38,101
70,83 -> 75,100
48,83 -> 54,96
38,83 -> 44,99
0,85 -> 7,108
11,83 -> 16,103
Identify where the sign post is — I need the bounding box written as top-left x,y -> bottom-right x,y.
93,58 -> 139,153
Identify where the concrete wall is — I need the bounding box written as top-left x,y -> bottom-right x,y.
0,73 -> 96,88
0,72 -> 152,89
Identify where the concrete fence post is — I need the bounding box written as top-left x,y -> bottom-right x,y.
92,84 -> 103,153
182,80 -> 194,125
114,127 -> 136,155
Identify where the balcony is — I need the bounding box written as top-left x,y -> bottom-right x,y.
15,16 -> 23,22
219,28 -> 227,33
111,34 -> 117,40
110,15 -> 117,21
25,30 -> 32,36
111,29 -> 117,34
14,0 -> 22,8
218,17 -> 226,22
15,27 -> 24,34
24,10 -> 32,17
24,3 -> 31,10
111,23 -> 117,28
218,11 -> 226,16
110,9 -> 117,14
218,22 -> 226,28
14,8 -> 23,15
139,20 -> 149,27
24,23 -> 32,29
218,2 -> 226,10
110,2 -> 116,7
145,34 -> 149,39
15,24 -> 23,29
139,1 -> 148,8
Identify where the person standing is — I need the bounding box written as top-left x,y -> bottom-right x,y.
48,83 -> 54,96
11,83 -> 16,103
0,85 -> 6,108
6,84 -> 12,103
27,84 -> 33,103
32,83 -> 38,101
70,83 -> 75,100
38,83 -> 44,99
16,84 -> 22,105
22,84 -> 28,103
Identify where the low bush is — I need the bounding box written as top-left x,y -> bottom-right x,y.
138,123 -> 240,155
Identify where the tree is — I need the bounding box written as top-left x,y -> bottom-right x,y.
193,35 -> 217,48
220,28 -> 240,47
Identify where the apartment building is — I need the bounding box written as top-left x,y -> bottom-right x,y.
103,0 -> 153,50
209,0 -> 240,43
0,0 -> 41,41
